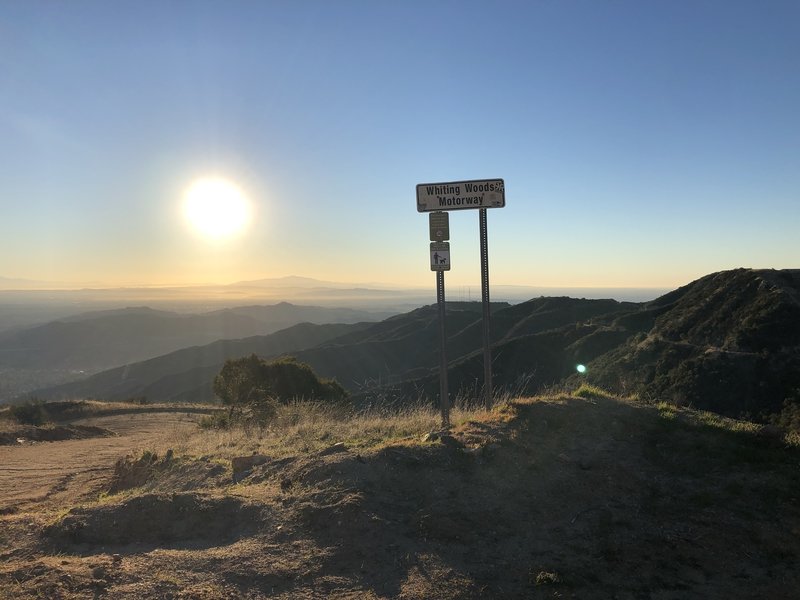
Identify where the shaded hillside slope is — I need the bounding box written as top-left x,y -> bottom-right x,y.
3,393 -> 798,598
30,299 -> 631,403
360,301 -> 647,406
0,303 -> 387,373
375,269 -> 800,425
582,269 -> 800,418
28,322 -> 368,402
0,307 -> 258,371
27,269 -> 800,424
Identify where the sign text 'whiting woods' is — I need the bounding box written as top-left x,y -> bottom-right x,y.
416,179 -> 505,212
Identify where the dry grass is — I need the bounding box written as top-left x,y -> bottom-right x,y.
167,400 -> 499,460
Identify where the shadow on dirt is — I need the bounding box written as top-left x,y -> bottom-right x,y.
46,492 -> 268,553
0,424 -> 114,445
242,395 -> 800,598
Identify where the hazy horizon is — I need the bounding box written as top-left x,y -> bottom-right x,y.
0,272 -> 673,310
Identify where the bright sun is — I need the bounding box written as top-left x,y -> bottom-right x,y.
182,177 -> 252,240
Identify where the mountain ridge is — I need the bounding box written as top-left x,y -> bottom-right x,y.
21,268 -> 800,427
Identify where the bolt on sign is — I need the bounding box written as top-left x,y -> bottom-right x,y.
416,178 -> 505,212
430,242 -> 450,271
429,211 -> 449,241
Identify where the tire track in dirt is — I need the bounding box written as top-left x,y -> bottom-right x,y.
0,412 -> 200,513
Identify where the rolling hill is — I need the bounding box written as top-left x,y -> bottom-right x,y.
581,268 -> 800,418
30,298 -> 630,404
26,269 -> 800,426
25,322 -> 372,403
0,303 -> 391,399
384,269 -> 800,424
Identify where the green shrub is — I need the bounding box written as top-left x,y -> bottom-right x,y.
771,396 -> 800,435
212,355 -> 348,425
10,399 -> 46,425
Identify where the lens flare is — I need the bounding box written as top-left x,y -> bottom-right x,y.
576,364 -> 587,374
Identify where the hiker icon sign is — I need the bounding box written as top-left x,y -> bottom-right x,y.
430,242 -> 450,271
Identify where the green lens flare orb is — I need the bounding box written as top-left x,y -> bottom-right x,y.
576,364 -> 587,374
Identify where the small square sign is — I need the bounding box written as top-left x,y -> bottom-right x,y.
430,242 -> 450,271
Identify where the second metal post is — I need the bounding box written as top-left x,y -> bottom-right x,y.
479,208 -> 492,409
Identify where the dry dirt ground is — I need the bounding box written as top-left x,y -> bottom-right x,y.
0,412 -> 200,515
1,398 -> 799,599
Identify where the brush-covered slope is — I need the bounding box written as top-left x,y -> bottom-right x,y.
0,303 -> 387,373
29,322 -> 369,402
29,298 -> 631,403
368,269 -> 800,424
582,269 -> 800,417
27,268 -> 800,423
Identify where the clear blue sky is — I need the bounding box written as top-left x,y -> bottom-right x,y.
1,0 -> 798,289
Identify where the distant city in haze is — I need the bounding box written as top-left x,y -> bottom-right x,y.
1,2 -> 797,293
0,273 -> 669,310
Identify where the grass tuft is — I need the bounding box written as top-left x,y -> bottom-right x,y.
572,383 -> 616,401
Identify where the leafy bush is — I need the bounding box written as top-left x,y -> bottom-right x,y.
212,355 -> 347,425
771,395 -> 800,435
10,399 -> 46,425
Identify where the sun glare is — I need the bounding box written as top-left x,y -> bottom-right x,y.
183,177 -> 252,240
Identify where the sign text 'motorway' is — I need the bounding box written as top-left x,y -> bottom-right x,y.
416,178 -> 505,212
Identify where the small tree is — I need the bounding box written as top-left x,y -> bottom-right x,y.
10,399 -> 46,426
212,354 -> 347,422
261,356 -> 347,403
213,354 -> 269,417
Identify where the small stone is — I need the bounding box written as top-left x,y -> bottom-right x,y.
91,566 -> 106,579
438,434 -> 463,449
317,442 -> 348,456
231,454 -> 269,474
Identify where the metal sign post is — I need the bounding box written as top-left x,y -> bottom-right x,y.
429,214 -> 451,427
479,208 -> 492,409
417,179 -> 505,414
436,269 -> 449,427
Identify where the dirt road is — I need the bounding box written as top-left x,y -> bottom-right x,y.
0,412 -> 200,513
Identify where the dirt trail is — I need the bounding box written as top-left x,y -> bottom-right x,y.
0,412 -> 199,513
